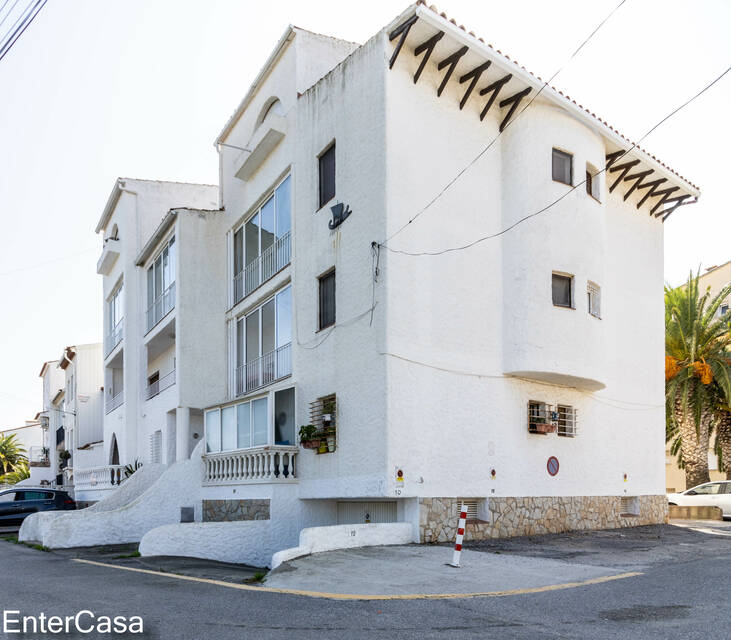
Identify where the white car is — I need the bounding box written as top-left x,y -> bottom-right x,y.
667,481 -> 731,519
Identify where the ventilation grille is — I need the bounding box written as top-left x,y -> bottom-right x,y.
460,499 -> 479,521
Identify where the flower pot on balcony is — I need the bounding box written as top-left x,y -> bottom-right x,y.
303,439 -> 320,449
326,436 -> 336,452
531,422 -> 556,434
318,441 -> 328,454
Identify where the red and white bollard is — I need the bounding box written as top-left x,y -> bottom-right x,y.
448,503 -> 467,568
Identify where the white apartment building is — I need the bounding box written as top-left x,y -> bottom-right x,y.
24,3 -> 701,559
94,178 -> 220,485
38,359 -> 65,485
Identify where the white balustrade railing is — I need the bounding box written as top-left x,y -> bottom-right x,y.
147,369 -> 176,400
203,446 -> 298,485
105,390 -> 124,414
236,342 -> 291,396
105,321 -> 124,356
73,465 -> 126,491
233,232 -> 291,304
147,282 -> 176,332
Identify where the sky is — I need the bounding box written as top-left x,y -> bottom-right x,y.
0,0 -> 729,428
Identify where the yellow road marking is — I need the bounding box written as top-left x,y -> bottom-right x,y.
72,558 -> 643,601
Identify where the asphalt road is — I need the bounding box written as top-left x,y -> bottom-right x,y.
1,524 -> 730,639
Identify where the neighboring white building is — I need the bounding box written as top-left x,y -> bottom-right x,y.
94,179 -> 220,486
37,359 -> 65,485
27,3 -> 701,557
0,420 -> 53,486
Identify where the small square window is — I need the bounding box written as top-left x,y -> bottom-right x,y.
552,148 -> 572,185
552,273 -> 573,308
318,143 -> 336,209
318,270 -> 336,330
587,281 -> 601,318
721,304 -> 728,316
586,164 -> 601,201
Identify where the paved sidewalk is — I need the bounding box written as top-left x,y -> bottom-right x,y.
264,544 -> 636,597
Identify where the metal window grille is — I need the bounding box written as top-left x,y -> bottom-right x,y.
460,499 -> 479,521
149,431 -> 162,464
557,405 -> 578,437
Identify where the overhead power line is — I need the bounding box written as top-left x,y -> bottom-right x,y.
0,0 -> 46,64
381,66 -> 729,258
383,0 -> 628,246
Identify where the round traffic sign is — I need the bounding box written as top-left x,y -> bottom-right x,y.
547,456 -> 559,476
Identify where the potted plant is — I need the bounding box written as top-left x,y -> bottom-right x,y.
318,439 -> 328,454
298,425 -> 320,449
326,434 -> 336,452
59,449 -> 71,461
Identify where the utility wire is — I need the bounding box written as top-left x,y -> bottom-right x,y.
383,0 -> 628,246
382,66 -> 729,257
0,0 -> 46,64
0,246 -> 97,277
0,0 -> 23,33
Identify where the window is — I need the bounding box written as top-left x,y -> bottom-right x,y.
319,143 -> 336,208
148,372 -> 159,387
274,388 -> 295,446
587,281 -> 601,318
233,175 -> 291,302
552,273 -> 573,308
586,164 -> 600,200
557,405 -> 577,437
552,148 -> 572,185
109,283 -> 124,336
687,483 -> 722,495
147,236 -> 176,330
528,401 -> 552,433
205,396 -> 270,453
149,431 -> 162,464
319,270 -> 336,330
721,304 -> 728,316
235,286 -> 292,395
0,492 -> 18,503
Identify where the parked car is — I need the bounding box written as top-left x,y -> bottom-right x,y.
0,488 -> 76,526
667,481 -> 731,519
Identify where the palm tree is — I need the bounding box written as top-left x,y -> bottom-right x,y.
0,461 -> 30,485
665,273 -> 731,488
0,434 -> 27,476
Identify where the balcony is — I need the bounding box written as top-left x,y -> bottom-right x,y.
105,390 -> 124,414
236,342 -> 291,396
28,446 -> 49,467
146,369 -> 175,400
147,282 -> 175,333
96,238 -> 121,275
203,445 -> 298,485
105,321 -> 124,357
74,465 -> 126,492
234,231 -> 291,304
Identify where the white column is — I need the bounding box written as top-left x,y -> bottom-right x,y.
176,407 -> 190,462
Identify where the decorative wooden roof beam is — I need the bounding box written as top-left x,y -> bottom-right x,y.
650,187 -> 680,215
436,45 -> 468,97
412,31 -> 444,84
622,169 -> 654,201
388,15 -> 418,69
657,195 -> 693,222
479,74 -> 512,121
608,159 -> 640,193
604,149 -> 626,170
634,178 -> 667,209
498,87 -> 531,132
458,61 -> 491,110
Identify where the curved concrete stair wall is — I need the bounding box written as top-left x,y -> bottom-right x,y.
25,444 -> 204,548
19,463 -> 166,543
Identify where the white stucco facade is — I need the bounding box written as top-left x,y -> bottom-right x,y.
34,3 -> 698,556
